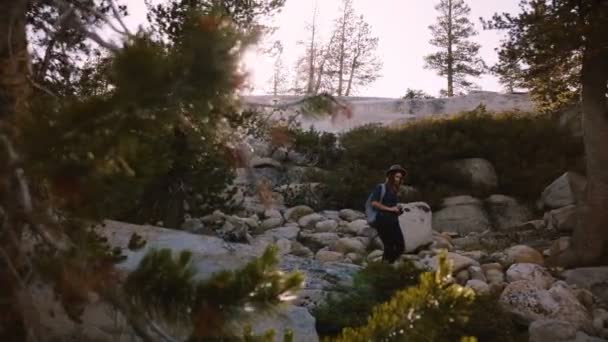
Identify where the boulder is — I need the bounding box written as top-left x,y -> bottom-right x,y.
339,209 -> 366,222
505,245 -> 545,265
466,279 -> 490,295
438,158 -> 498,194
506,263 -> 555,289
398,202 -> 433,253
263,226 -> 301,241
344,219 -> 369,235
298,232 -> 340,251
298,213 -> 324,229
315,219 -> 338,232
259,217 -> 284,232
332,237 -> 367,255
540,172 -> 586,210
284,205 -> 314,222
485,269 -> 505,285
562,267 -> 608,304
315,249 -> 344,263
499,280 -> 592,330
544,204 -> 578,232
426,252 -> 479,274
485,194 -> 533,230
432,196 -> 492,234
529,319 -> 578,342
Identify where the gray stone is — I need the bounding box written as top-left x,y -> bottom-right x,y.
544,204 -> 578,232
485,194 -> 533,230
315,249 -> 344,263
563,267 -> 608,304
432,196 -> 492,234
284,205 -> 314,222
339,209 -> 366,222
540,172 -> 586,210
426,252 -> 479,273
315,219 -> 338,232
466,279 -> 490,295
344,219 -> 369,235
298,213 -> 325,229
298,232 -> 340,250
259,217 -> 284,232
506,263 -> 555,289
499,280 -> 592,330
399,202 -> 433,252
332,237 -> 367,255
264,226 -> 301,241
529,319 -> 578,342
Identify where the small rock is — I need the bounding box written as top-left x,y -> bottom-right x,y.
505,245 -> 544,265
468,266 -> 487,282
455,269 -> 470,285
315,249 -> 344,263
333,237 -> 367,255
259,217 -> 284,232
529,319 -> 577,342
284,205 -> 314,222
506,263 -> 555,289
367,250 -> 384,262
344,219 -> 369,235
298,213 -> 324,229
339,209 -> 366,222
485,269 -> 505,285
466,279 -> 490,295
315,219 -> 338,232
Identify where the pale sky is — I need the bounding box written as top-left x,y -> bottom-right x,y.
121,0 -> 522,98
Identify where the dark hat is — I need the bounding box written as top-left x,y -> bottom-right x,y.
386,164 -> 407,176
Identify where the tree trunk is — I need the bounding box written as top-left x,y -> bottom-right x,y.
550,4 -> 608,267
0,1 -> 32,340
337,8 -> 347,96
446,0 -> 454,97
345,53 -> 359,96
306,6 -> 317,95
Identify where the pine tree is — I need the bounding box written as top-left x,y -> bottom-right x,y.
488,0 -> 608,267
424,0 -> 486,97
1,1 -> 301,340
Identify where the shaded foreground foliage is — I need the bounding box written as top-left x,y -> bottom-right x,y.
319,253 -> 523,342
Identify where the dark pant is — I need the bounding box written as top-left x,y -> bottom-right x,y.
373,213 -> 405,263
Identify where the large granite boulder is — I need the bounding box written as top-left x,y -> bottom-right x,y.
544,205 -> 578,232
432,196 -> 492,234
485,194 -> 533,230
539,172 -> 586,210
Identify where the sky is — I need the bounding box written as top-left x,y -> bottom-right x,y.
121,0 -> 523,98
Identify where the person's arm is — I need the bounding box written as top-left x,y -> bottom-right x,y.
370,185 -> 400,213
371,200 -> 399,213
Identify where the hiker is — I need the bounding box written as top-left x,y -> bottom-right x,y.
367,164 -> 407,263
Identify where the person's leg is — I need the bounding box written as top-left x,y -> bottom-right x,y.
385,218 -> 405,263
373,215 -> 393,262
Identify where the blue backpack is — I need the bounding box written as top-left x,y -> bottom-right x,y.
365,183 -> 386,225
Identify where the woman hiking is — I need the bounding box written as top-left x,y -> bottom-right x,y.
368,164 -> 407,263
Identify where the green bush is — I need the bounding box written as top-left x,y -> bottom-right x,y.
330,252 -> 523,342
313,260 -> 424,337
312,108 -> 584,210
289,127 -> 341,169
